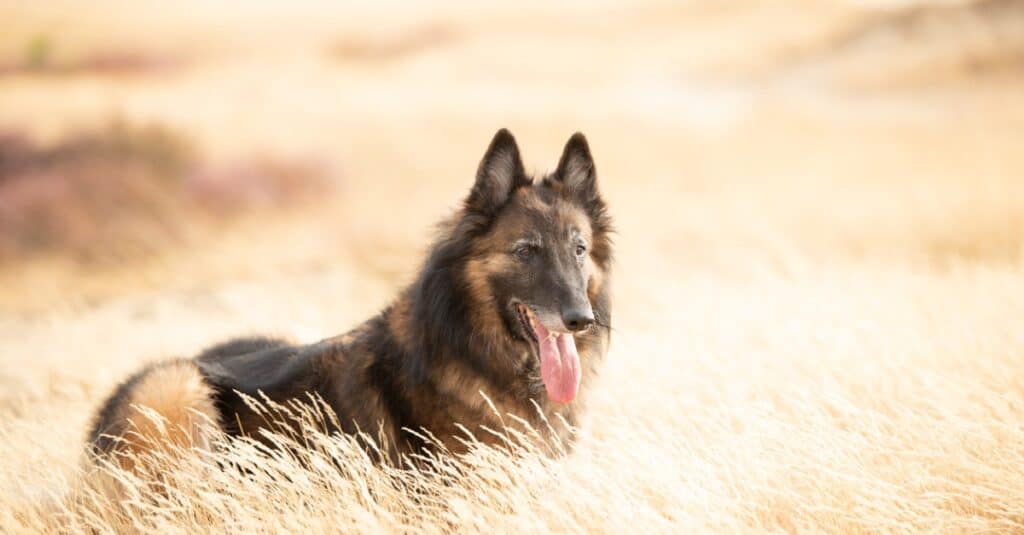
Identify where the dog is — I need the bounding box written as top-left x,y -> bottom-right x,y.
87,129 -> 612,468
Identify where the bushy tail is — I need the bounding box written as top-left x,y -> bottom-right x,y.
85,359 -> 220,497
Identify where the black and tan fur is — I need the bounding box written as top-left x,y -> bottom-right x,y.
87,129 -> 612,468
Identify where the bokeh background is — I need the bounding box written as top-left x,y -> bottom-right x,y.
3,1 -> 1024,532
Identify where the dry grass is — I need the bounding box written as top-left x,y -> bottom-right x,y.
5,253 -> 1024,533
3,0 -> 1024,533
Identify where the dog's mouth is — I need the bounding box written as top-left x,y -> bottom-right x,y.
515,303 -> 581,404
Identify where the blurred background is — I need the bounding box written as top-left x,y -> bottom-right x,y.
2,0 -> 1022,313
4,2 -> 1024,530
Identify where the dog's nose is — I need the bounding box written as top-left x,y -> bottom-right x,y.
562,308 -> 595,332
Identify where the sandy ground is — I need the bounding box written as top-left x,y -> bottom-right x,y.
2,1 -> 1024,532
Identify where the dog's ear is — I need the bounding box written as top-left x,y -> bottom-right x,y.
553,132 -> 600,205
466,129 -> 529,217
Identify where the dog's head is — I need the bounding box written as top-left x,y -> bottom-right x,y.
451,129 -> 612,404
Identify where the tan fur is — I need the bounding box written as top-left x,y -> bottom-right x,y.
387,296 -> 413,353
86,361 -> 220,500
585,256 -> 604,298
559,202 -> 604,298
117,362 -> 218,468
560,203 -> 594,242
514,185 -> 547,208
464,254 -> 516,344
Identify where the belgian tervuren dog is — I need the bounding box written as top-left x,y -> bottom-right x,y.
87,129 -> 612,469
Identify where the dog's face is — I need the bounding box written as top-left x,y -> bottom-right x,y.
461,130 -> 612,404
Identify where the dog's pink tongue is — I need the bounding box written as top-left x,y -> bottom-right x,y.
533,320 -> 581,404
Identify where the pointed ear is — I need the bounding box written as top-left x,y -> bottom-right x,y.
553,132 -> 599,203
465,129 -> 529,217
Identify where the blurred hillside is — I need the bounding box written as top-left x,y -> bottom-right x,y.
0,0 -> 1022,310
770,0 -> 1024,87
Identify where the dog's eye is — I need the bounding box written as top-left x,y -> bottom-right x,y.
515,245 -> 535,260
575,244 -> 587,256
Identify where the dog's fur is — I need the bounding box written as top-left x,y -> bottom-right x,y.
87,129 -> 612,468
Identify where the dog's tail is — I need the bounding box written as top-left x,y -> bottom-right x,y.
86,359 -> 219,483
83,336 -> 290,499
